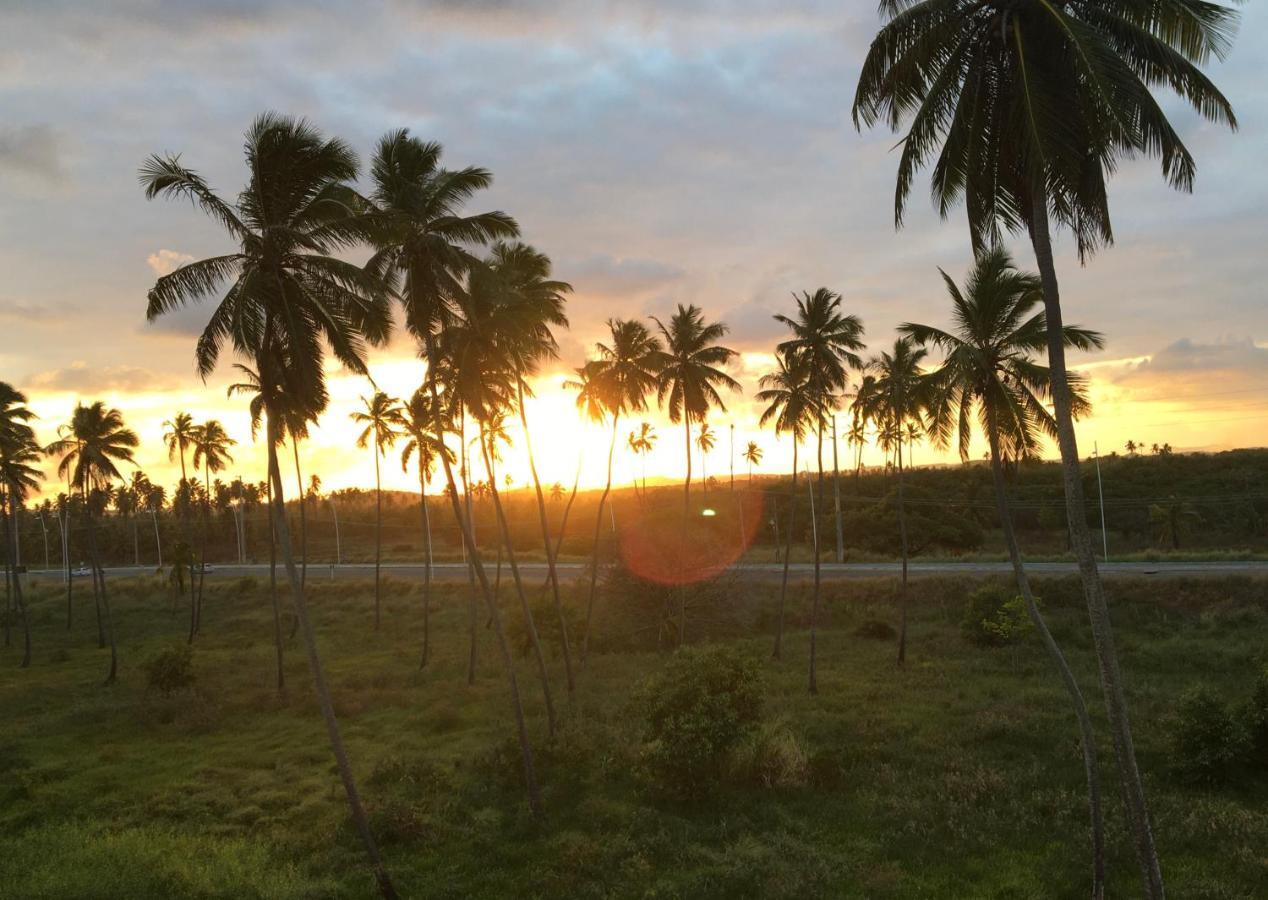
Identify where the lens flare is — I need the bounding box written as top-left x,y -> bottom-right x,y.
618,491 -> 766,586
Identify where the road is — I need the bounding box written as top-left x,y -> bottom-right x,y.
32,559 -> 1268,584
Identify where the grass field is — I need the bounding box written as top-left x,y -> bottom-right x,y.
1,571 -> 1265,898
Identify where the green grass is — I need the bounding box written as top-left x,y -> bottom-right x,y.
0,571 -> 1265,898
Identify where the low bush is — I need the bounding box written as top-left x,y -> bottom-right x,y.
727,720 -> 809,788
1241,664 -> 1268,767
961,584 -> 1035,647
1169,686 -> 1246,785
854,619 -> 896,641
639,644 -> 763,794
143,643 -> 195,695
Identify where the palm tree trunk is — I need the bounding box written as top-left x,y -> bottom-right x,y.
482,432 -> 556,736
193,468 -> 211,641
678,418 -> 693,647
517,379 -> 574,694
460,407 -> 478,685
418,467 -> 433,669
60,512 -> 72,631
1030,189 -> 1163,899
373,447 -> 382,631
549,454 -> 582,571
3,495 -> 31,668
425,363 -> 540,815
267,475 -> 284,692
832,414 -> 844,564
773,442 -> 798,660
86,510 -> 117,685
293,438 -> 307,590
583,414 -> 619,664
895,435 -> 909,667
807,468 -> 821,694
988,418 -> 1104,899
263,414 -> 398,899
816,419 -> 825,520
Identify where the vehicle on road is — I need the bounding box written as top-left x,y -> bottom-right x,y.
72,565 -> 92,577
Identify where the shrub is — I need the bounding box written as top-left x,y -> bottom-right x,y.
143,643 -> 195,695
640,645 -> 763,794
961,584 -> 1035,647
1241,664 -> 1268,767
854,619 -> 896,641
1170,686 -> 1246,785
727,720 -> 809,788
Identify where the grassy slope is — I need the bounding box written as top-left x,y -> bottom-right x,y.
0,572 -> 1265,898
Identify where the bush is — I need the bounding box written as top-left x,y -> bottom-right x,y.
143,643 -> 195,695
1170,686 -> 1246,785
961,584 -> 1035,647
854,619 -> 896,641
1241,664 -> 1268,767
727,721 -> 808,788
640,645 -> 763,794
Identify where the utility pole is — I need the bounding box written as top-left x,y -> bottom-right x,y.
36,512 -> 49,571
152,508 -> 163,568
1093,442 -> 1108,562
328,497 -> 342,566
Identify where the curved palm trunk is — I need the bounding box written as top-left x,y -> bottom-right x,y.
583,413 -> 619,664
418,465 -> 433,669
192,467 -> 211,642
263,413 -> 398,899
895,436 -> 910,666
482,433 -> 556,736
988,419 -> 1104,899
373,447 -> 382,631
425,364 -> 540,814
1031,191 -> 1162,898
517,379 -> 574,694
293,439 -> 307,590
266,475 -> 284,692
548,454 -> 583,576
773,442 -> 798,660
677,418 -> 692,647
807,469 -> 821,694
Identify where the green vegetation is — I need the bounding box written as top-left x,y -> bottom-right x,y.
1,574 -> 1266,898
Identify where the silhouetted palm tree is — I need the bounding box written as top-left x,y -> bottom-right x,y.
742,441 -> 762,485
904,246 -> 1105,891
628,422 -> 657,501
401,387 -> 453,668
0,383 -> 39,668
189,420 -> 235,639
47,402 -> 137,684
352,390 -> 404,630
141,113 -> 398,895
574,319 -> 662,662
853,6 -> 1242,891
695,422 -> 716,492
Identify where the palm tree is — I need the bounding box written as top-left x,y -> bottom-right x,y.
742,441 -> 762,484
756,351 -> 815,662
47,402 -> 137,683
627,422 -> 657,500
853,6 -> 1241,892
400,386 -> 453,668
366,128 -> 543,816
189,419 -> 234,640
775,287 -> 865,511
352,390 -> 404,631
163,412 -> 196,488
903,246 -> 1106,893
0,383 -> 39,669
652,304 -> 740,644
695,422 -> 716,493
1150,496 -> 1199,550
857,338 -> 928,667
572,319 -> 662,663
141,113 -> 399,896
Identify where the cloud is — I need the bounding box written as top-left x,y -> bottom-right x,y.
1110,337 -> 1268,402
568,254 -> 684,297
146,249 -> 195,277
0,124 -> 64,182
0,298 -> 65,322
24,362 -> 177,394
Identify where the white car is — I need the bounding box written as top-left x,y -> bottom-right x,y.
72,565 -> 92,577
194,563 -> 215,574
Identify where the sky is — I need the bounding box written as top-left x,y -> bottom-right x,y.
2,0 -> 1266,498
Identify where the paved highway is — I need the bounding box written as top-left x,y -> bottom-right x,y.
31,559 -> 1268,584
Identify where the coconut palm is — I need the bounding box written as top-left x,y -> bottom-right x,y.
903,246 -> 1106,892
695,422 -> 717,492
742,441 -> 762,484
756,351 -> 816,662
352,391 -> 404,631
190,420 -> 235,639
0,385 -> 39,669
163,413 -> 196,488
571,319 -> 663,661
856,338 -> 929,667
47,402 -> 137,684
400,387 -> 453,669
366,129 -> 546,816
628,422 -> 657,500
852,5 -> 1242,892
141,113 -> 399,894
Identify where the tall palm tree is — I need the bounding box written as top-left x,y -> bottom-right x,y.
163,413 -> 196,487
352,391 -> 404,630
47,402 -> 137,683
857,338 -> 929,667
652,304 -> 740,644
0,383 -> 39,669
571,319 -> 662,663
695,422 -> 716,492
853,5 -> 1241,892
775,288 -> 866,510
742,441 -> 762,485
141,113 -> 399,896
366,128 -> 543,816
903,246 -> 1106,893
190,420 -> 235,640
756,351 -> 815,662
